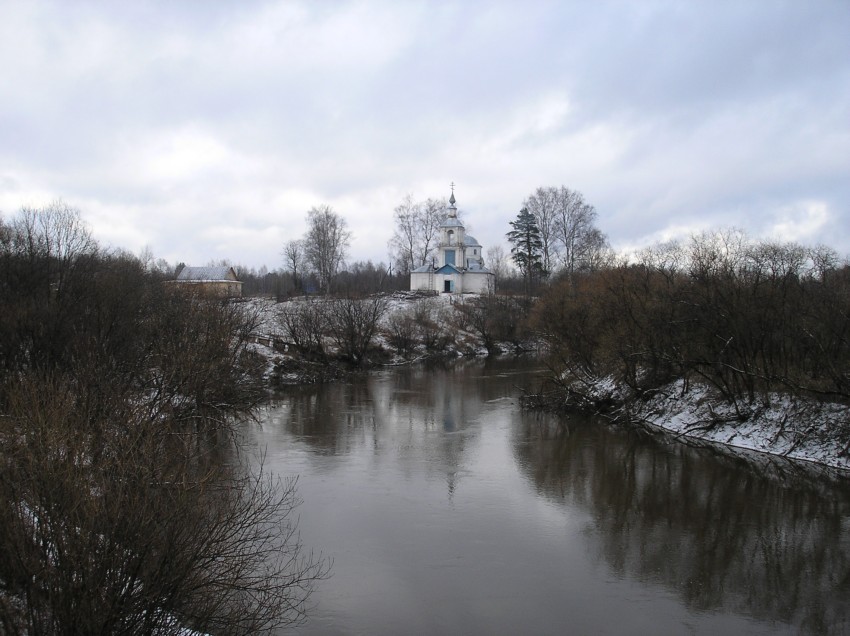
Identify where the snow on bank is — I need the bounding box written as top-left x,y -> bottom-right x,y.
240,292 -> 530,383
630,380 -> 850,471
240,296 -> 850,472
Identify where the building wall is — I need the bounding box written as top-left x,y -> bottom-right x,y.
172,280 -> 243,297
442,272 -> 462,293
461,273 -> 494,294
410,271 -> 433,292
410,271 -> 494,294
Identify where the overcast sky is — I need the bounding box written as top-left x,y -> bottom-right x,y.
1,0 -> 848,270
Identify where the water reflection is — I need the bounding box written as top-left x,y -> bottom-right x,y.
512,413 -> 850,634
268,359 -> 514,495
258,359 -> 850,635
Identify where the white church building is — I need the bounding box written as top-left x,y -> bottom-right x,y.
410,190 -> 495,294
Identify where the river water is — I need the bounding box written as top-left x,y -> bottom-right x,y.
249,358 -> 850,635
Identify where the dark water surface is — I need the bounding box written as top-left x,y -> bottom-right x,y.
250,358 -> 850,635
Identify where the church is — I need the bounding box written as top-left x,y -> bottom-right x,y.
410,189 -> 495,294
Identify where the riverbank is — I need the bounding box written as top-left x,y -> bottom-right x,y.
244,292 -> 539,385
243,294 -> 850,472
532,375 -> 850,472
632,381 -> 850,471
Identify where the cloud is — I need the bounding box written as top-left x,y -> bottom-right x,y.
767,200 -> 832,244
130,125 -> 234,183
1,0 -> 849,268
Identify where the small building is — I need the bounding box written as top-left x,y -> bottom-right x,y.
410,190 -> 495,294
174,266 -> 243,297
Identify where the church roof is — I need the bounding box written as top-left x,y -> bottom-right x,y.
465,261 -> 492,273
465,234 -> 481,247
177,266 -> 239,282
440,217 -> 464,228
410,261 -> 492,275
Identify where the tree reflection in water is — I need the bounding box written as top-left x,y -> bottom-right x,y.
268,359 -> 492,496
512,413 -> 850,634
261,359 -> 850,634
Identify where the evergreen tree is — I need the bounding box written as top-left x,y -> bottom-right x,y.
506,207 -> 545,293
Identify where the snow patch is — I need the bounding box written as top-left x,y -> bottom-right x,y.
631,380 -> 850,471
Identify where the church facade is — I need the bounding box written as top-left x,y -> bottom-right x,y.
410,191 -> 495,294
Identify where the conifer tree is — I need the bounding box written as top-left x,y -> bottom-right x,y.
506,207 -> 545,293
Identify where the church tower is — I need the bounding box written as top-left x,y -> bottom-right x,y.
439,187 -> 466,268
409,183 -> 494,294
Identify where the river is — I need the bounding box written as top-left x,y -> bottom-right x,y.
248,357 -> 850,635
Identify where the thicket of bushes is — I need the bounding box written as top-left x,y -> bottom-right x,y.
0,205 -> 327,634
277,295 -> 392,364
383,298 -> 461,356
534,230 -> 850,415
276,292 -> 538,365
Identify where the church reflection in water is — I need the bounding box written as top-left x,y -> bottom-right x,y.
266,358 -> 850,634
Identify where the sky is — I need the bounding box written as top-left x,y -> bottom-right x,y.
1,0 -> 848,271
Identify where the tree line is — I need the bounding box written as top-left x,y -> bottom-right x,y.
533,230 -> 850,418
144,185 -> 609,299
235,259 -> 405,298
278,204 -> 429,296
0,203 -> 328,634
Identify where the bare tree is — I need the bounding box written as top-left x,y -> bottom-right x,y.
12,201 -> 95,261
0,231 -> 330,634
384,306 -> 420,356
388,194 -> 419,276
282,239 -> 304,293
523,187 -> 559,276
137,245 -> 173,277
0,203 -> 102,369
277,298 -> 328,358
551,186 -> 609,277
388,195 -> 447,274
416,197 -> 446,267
303,205 -> 351,294
11,200 -> 97,299
580,227 -> 614,271
522,186 -> 609,278
326,295 -> 389,365
486,244 -> 513,283
0,213 -> 9,245
0,371 -> 329,635
139,244 -> 156,271
457,294 -> 534,353
336,259 -> 393,294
